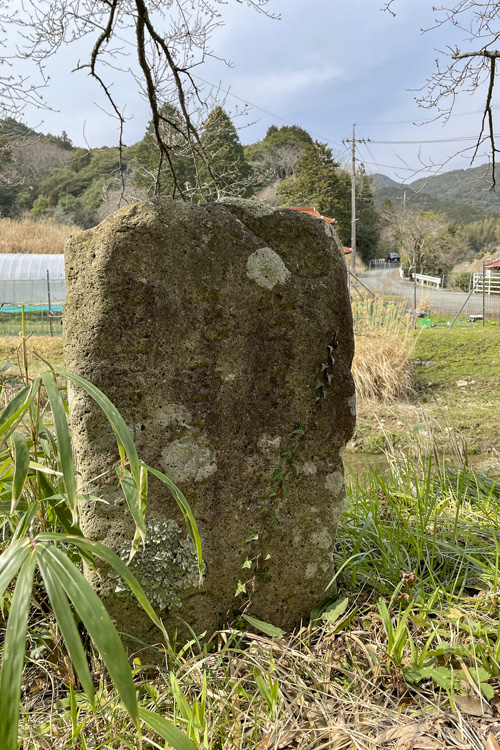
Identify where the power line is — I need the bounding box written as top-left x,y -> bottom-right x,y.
358,107 -> 500,126
368,134 -> 499,145
192,74 -> 345,148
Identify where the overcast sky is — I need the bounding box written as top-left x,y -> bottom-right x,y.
7,0 -> 498,185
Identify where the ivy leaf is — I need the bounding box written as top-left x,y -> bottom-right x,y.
235,580 -> 247,597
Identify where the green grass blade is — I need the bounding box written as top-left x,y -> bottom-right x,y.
138,707 -> 198,750
10,431 -> 30,513
41,372 -> 77,525
0,552 -> 36,750
37,533 -> 165,636
56,370 -> 140,486
37,551 -> 95,710
36,542 -> 139,727
141,463 -> 203,582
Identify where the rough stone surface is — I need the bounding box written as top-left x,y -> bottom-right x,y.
63,198 -> 356,642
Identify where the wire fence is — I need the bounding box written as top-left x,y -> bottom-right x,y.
357,267 -> 500,325
0,277 -> 65,337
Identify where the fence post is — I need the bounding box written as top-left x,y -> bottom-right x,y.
47,270 -> 53,337
482,262 -> 486,327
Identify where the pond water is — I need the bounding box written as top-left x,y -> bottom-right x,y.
342,451 -> 496,484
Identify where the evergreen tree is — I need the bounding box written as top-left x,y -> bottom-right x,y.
278,141 -> 351,244
133,102 -> 196,197
355,167 -> 380,263
198,106 -> 250,198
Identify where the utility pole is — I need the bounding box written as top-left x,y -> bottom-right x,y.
342,125 -> 369,278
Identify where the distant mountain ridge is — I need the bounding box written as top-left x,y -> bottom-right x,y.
371,164 -> 499,224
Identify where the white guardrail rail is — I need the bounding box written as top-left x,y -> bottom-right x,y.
473,271 -> 500,295
411,273 -> 443,288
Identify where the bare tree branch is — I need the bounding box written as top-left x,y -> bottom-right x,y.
0,0 -> 277,199
384,2 -> 500,187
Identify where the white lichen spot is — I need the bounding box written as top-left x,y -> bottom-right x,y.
257,433 -> 281,455
325,471 -> 344,496
305,563 -> 318,580
347,394 -> 357,417
160,439 -> 216,483
311,529 -> 333,550
109,519 -> 205,610
246,247 -> 291,290
302,461 -> 317,476
224,373 -> 236,382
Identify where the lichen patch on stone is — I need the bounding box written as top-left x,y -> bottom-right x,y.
109,519 -> 204,610
305,563 -> 318,579
157,404 -> 193,429
325,471 -> 344,496
302,461 -> 317,476
160,439 -> 217,483
246,247 -> 291,290
348,394 -> 357,417
310,529 -> 333,550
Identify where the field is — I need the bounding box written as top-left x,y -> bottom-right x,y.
349,321 -> 500,459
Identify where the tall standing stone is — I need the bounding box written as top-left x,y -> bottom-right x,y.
63,198 -> 356,642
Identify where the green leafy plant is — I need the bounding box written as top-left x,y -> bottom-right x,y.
0,361 -> 201,750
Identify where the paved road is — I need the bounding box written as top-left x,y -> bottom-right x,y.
356,267 -> 500,319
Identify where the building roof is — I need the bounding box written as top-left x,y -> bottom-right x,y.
287,206 -> 336,224
285,206 -> 351,254
486,257 -> 500,269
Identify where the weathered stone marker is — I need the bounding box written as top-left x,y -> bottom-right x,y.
64,198 -> 356,643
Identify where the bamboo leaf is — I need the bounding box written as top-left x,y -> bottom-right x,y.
118,468 -> 146,560
0,380 -> 39,442
141,463 -> 203,583
0,386 -> 30,429
41,373 -> 77,525
242,614 -> 285,638
37,533 -> 165,636
10,431 -> 30,513
36,543 -> 139,728
0,539 -> 31,606
0,552 -> 36,750
37,552 -> 95,710
138,708 -> 197,750
56,370 -> 140,487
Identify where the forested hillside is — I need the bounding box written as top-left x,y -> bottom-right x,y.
2,113 -> 500,269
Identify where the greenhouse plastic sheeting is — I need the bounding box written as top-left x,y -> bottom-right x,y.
0,254 -> 65,280
0,254 -> 66,304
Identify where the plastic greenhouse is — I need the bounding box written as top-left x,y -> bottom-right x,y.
0,254 -> 66,306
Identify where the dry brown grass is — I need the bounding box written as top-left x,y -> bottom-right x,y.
0,217 -> 80,254
352,297 -> 417,401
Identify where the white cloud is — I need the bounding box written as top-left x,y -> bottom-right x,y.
232,65 -> 343,102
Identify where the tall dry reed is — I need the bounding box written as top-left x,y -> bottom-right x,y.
351,297 -> 417,401
0,217 -> 79,254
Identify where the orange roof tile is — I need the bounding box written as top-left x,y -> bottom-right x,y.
287,206 -> 336,224
286,206 -> 350,253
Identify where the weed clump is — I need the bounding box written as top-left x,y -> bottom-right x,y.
0,216 -> 78,254
352,297 -> 417,401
